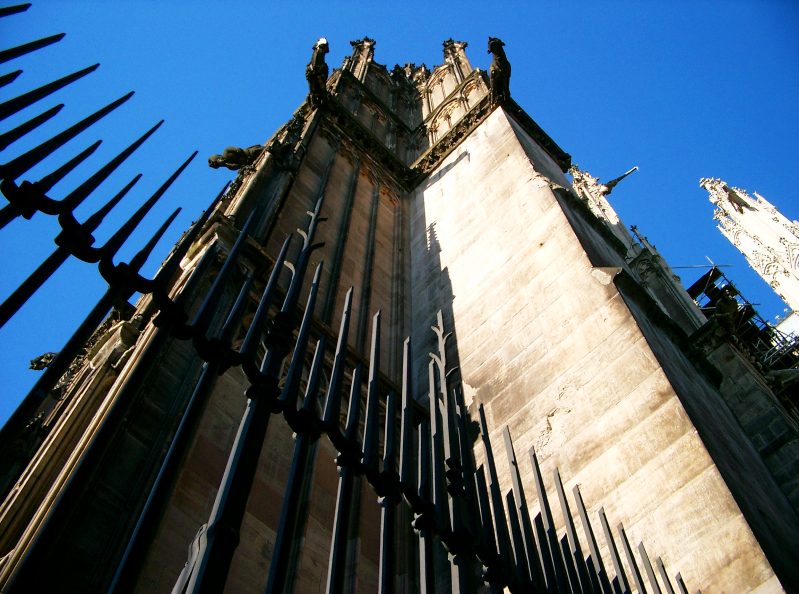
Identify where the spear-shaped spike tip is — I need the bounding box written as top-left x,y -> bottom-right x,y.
128,207 -> 181,271
81,173 -> 142,233
60,119 -> 163,211
0,103 -> 63,152
37,140 -> 102,193
100,150 -> 194,258
0,62 -> 99,121
0,32 -> 66,65
0,90 -> 132,181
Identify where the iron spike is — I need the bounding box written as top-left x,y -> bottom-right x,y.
0,69 -> 22,88
152,179 -> 228,289
428,359 -> 449,531
0,63 -> 98,121
99,150 -> 195,259
573,485 -> 614,594
473,467 -> 498,568
378,392 -> 398,594
382,391 -> 398,475
0,4 -> 32,18
415,418 -> 436,594
127,207 -> 181,272
476,404 -> 514,579
638,542 -> 663,594
0,246 -> 70,329
617,523 -> 647,594
151,244 -> 216,333
182,252 -> 304,593
0,172 -> 138,328
398,337 -> 414,488
0,32 -> 65,64
505,490 -> 532,589
674,573 -> 690,594
110,274 -> 253,593
344,364 -> 364,441
599,507 -> 631,594
361,311 -> 382,473
325,366 -> 364,594
301,336 -> 327,415
37,140 -> 102,193
278,262 -> 324,417
0,103 -> 62,152
321,286 -> 353,433
500,430 -> 539,587
189,209 -> 257,339
59,120 -> 164,212
0,90 -> 132,182
239,234 -> 292,371
80,174 -> 142,234
656,557 -> 676,594
527,448 -> 569,592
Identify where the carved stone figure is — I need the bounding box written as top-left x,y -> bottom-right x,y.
487,37 -> 511,105
306,37 -> 330,108
722,184 -> 757,214
712,285 -> 740,336
208,145 -> 263,170
29,352 -> 57,370
764,368 -> 799,389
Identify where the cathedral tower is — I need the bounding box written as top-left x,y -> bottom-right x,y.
702,177 -> 799,335
1,31 -> 799,594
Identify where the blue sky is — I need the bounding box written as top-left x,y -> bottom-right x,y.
1,1 -> 797,424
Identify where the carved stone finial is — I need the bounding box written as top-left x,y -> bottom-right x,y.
208,145 -> 263,170
443,38 -> 467,52
350,36 -> 376,48
306,37 -> 330,108
487,37 -> 511,105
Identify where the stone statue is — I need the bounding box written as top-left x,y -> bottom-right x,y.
722,184 -> 757,214
29,351 -> 57,370
712,285 -> 740,336
208,145 -> 263,170
306,37 -> 330,108
487,37 -> 511,105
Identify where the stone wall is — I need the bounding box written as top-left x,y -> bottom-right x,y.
408,106 -> 794,592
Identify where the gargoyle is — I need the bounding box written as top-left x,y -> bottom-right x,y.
722,184 -> 757,214
306,37 -> 330,108
30,351 -> 57,370
208,145 -> 263,170
487,37 -> 511,105
712,285 -> 740,336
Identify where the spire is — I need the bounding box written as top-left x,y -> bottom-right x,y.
701,177 -> 799,319
347,37 -> 376,80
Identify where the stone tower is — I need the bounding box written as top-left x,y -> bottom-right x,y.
702,177 -> 799,334
2,37 -> 799,594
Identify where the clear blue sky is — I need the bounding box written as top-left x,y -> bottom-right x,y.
1,1 -> 797,424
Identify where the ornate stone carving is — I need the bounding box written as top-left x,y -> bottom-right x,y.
306,37 -> 330,109
712,285 -> 741,337
487,37 -> 511,105
702,177 -> 799,316
29,352 -> 57,370
208,145 -> 263,170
